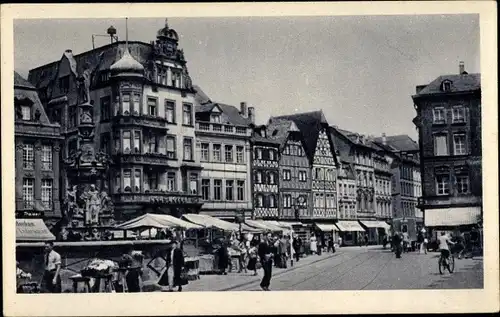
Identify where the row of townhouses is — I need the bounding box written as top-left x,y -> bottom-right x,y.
20,20 -> 478,245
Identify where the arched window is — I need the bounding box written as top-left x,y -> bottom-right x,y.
255,171 -> 263,184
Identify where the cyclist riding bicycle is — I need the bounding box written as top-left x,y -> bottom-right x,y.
438,231 -> 456,266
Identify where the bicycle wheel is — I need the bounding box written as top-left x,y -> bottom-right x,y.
448,255 -> 455,273
438,257 -> 444,275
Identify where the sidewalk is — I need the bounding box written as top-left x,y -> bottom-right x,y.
183,251 -> 339,292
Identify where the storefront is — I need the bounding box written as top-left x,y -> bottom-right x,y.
334,221 -> 365,246
314,223 -> 338,247
16,218 -> 56,242
359,220 -> 391,245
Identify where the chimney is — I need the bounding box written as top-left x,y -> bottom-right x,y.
382,133 -> 387,145
240,102 -> 248,118
65,49 -> 72,53
459,61 -> 465,74
248,106 -> 255,124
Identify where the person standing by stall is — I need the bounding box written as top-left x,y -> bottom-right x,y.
258,232 -> 274,291
41,241 -> 62,293
217,239 -> 230,275
292,234 -> 302,262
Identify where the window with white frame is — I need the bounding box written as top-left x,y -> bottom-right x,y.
23,144 -> 34,169
166,136 -> 176,159
210,114 -> 221,123
132,94 -> 140,114
255,171 -> 263,184
183,138 -> 193,160
123,169 -> 132,191
298,170 -> 307,182
436,174 -> 450,195
433,107 -> 446,124
283,169 -> 291,181
452,106 -> 465,123
200,143 -> 209,161
182,103 -> 193,125
212,144 -> 221,162
283,194 -> 292,208
134,170 -> 141,192
201,179 -> 210,200
225,180 -> 234,201
456,175 -> 469,194
165,100 -> 176,123
256,194 -> 264,207
41,145 -> 52,170
134,131 -> 141,153
190,174 -> 198,195
269,149 -> 275,161
123,131 -> 131,153
22,178 -> 34,209
256,148 -> 263,159
434,134 -> 449,156
453,133 -> 467,155
237,181 -> 245,201
236,146 -> 244,163
122,93 -> 131,115
268,172 -> 276,185
40,179 -> 53,209
21,106 -> 31,120
225,145 -> 233,162
213,179 -> 222,200
167,172 -> 176,191
148,97 -> 157,116
268,195 -> 276,208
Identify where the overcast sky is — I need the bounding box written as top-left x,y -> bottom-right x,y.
14,15 -> 480,139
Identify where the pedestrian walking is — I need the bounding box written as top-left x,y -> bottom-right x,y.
310,235 -> 318,255
382,234 -> 388,249
40,241 -> 62,293
417,230 -> 425,254
258,232 -> 274,291
393,232 -> 403,258
364,234 -> 369,247
237,236 -> 248,273
279,235 -> 288,268
247,245 -> 258,276
338,236 -> 343,248
159,240 -> 186,292
292,235 -> 302,262
328,236 -> 335,253
216,239 -> 229,275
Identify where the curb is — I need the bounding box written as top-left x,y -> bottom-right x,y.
219,252 -> 340,291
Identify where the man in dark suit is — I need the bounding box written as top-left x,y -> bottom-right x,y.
160,240 -> 186,292
292,235 -> 302,262
258,232 -> 274,291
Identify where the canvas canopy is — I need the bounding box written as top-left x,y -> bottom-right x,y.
183,213 -> 239,231
115,213 -> 202,230
245,220 -> 284,232
424,207 -> 481,227
16,218 -> 56,242
335,221 -> 365,232
359,221 -> 391,231
315,223 -> 338,232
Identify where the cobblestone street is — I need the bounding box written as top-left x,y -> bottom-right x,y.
183,246 -> 483,291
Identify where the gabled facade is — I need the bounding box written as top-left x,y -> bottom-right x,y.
14,72 -> 64,226
251,125 -> 280,219
267,118 -> 311,221
195,93 -> 253,219
337,162 -> 357,220
273,111 -> 339,222
28,20 -> 203,222
412,62 -> 481,230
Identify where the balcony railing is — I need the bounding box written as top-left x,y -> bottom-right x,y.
196,122 -> 248,136
114,151 -> 170,166
113,191 -> 201,205
112,114 -> 168,130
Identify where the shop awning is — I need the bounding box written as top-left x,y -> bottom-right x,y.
335,221 -> 365,232
16,219 -> 56,242
315,223 -> 338,232
183,213 -> 241,231
424,207 -> 481,227
116,213 -> 203,230
360,221 -> 391,230
245,220 -> 284,232
278,221 -> 303,227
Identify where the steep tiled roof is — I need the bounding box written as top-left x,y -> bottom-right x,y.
373,135 -> 419,152
28,41 -> 152,89
415,73 -> 480,96
331,126 -> 375,150
14,71 -> 36,89
266,118 -> 296,147
217,103 -> 252,126
272,110 -> 330,162
193,85 -> 212,105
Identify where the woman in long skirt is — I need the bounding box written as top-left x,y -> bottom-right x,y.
247,246 -> 258,276
310,235 -> 318,255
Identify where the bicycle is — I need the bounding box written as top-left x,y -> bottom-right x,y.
438,250 -> 455,274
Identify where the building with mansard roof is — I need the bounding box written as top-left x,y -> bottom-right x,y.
27,20 -> 203,222
411,62 -> 481,232
14,71 -> 64,229
194,86 -> 254,220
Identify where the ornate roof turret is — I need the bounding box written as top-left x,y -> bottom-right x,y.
157,18 -> 179,42
110,48 -> 144,77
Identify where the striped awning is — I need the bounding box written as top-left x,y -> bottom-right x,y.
424,207 -> 481,227
360,221 -> 391,230
335,221 -> 365,232
315,223 -> 338,232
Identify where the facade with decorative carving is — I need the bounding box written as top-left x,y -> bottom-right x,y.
27,20 -> 203,228
412,62 -> 481,230
250,124 -> 281,219
194,90 -> 254,219
14,72 -> 64,227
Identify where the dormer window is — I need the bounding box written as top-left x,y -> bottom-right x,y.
441,80 -> 452,92
211,114 -> 221,123
21,106 -> 31,121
